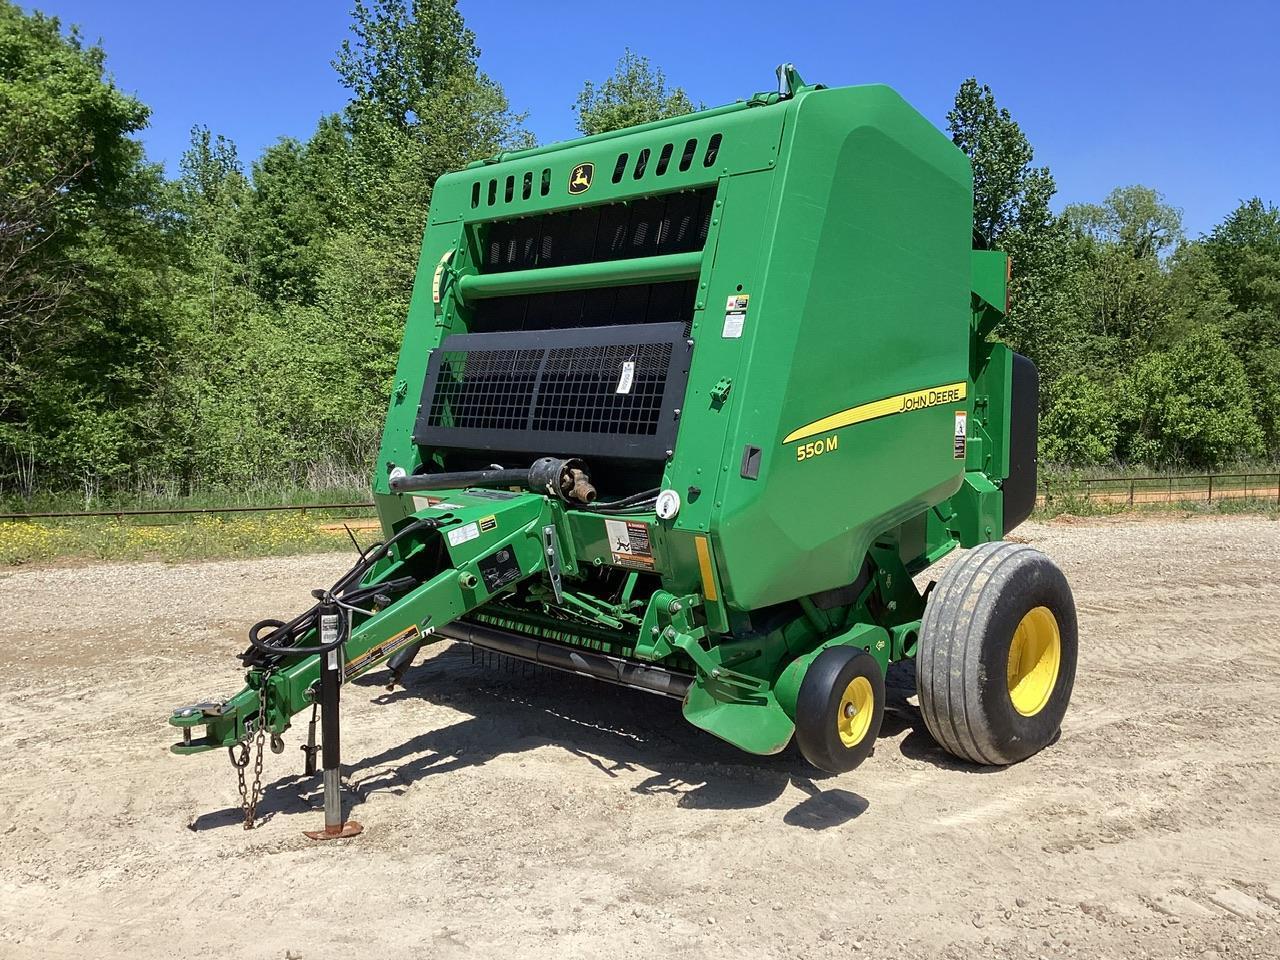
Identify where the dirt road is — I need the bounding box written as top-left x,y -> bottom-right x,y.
2,515 -> 1279,959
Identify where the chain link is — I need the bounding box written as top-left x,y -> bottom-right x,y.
230,669 -> 273,829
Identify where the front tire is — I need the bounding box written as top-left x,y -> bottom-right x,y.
795,647 -> 886,773
917,542 -> 1077,765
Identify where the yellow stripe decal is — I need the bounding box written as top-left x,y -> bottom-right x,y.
695,535 -> 719,603
782,381 -> 967,444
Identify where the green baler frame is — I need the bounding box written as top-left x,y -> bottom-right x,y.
170,68 -> 1036,770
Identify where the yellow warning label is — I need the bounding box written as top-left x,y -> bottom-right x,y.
344,624 -> 421,677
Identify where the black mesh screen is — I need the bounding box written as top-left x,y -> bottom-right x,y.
414,323 -> 691,460
533,342 -> 670,435
424,349 -> 540,432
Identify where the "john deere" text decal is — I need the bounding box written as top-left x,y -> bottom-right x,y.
783,381 -> 967,445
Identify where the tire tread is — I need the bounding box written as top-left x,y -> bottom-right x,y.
918,541 -> 1058,765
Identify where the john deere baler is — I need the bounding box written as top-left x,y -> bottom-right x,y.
170,67 -> 1077,827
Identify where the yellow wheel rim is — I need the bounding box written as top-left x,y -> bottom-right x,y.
1006,606 -> 1061,717
836,675 -> 874,748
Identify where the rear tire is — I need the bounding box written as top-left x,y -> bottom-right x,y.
795,647 -> 885,774
917,542 -> 1077,765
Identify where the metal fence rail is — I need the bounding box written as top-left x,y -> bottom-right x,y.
2,473 -> 1277,521
1039,473 -> 1280,506
0,502 -> 376,521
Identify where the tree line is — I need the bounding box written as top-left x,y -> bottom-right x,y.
1,0 -> 1276,502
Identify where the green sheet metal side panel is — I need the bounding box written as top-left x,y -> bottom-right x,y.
706,85 -> 974,611
371,226 -> 458,501
427,101 -> 785,226
370,99 -> 791,510
664,169 -> 780,538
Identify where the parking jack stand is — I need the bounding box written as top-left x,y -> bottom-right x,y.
304,601 -> 363,840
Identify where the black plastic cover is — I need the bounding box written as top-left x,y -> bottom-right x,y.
1003,352 -> 1039,534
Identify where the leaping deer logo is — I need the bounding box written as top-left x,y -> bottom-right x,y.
569,162 -> 593,194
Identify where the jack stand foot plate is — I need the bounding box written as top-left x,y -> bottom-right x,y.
304,820 -> 363,841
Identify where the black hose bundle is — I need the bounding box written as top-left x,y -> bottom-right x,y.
240,516 -> 438,664
582,488 -> 660,514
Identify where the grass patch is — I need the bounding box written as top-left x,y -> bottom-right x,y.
0,484 -> 372,516
0,512 -> 361,566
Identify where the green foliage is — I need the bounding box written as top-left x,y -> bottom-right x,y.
1204,198 -> 1280,313
1063,187 -> 1186,365
1066,185 -> 1183,259
1040,374 -> 1119,465
1116,331 -> 1264,467
947,78 -> 1084,385
574,49 -> 697,136
947,78 -> 1054,243
335,0 -> 478,131
1161,242 -> 1238,344
946,80 -> 1278,468
0,1 -> 172,498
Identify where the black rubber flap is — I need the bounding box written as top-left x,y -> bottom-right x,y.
1003,352 -> 1039,534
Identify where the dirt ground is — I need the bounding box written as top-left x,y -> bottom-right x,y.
2,514 -> 1279,959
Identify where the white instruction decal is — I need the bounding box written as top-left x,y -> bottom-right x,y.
953,410 -> 968,460
616,360 -> 635,394
722,293 -> 749,339
447,522 -> 480,547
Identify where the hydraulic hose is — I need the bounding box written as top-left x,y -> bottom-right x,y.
590,487 -> 659,507
391,466 -> 527,494
241,517 -> 438,662
390,456 -> 596,503
582,488 -> 660,514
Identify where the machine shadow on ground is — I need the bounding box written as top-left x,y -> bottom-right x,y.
188,644 -> 921,833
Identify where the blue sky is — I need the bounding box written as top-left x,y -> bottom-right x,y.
23,0 -> 1279,237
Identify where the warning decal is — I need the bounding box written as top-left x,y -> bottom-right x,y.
722,293 -> 749,339
345,624 -> 422,677
478,546 -> 522,592
447,522 -> 480,547
953,410 -> 968,460
604,518 -> 655,569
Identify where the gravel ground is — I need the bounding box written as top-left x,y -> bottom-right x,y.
1,514 -> 1279,959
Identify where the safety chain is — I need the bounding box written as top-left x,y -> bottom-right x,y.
229,669 -> 274,830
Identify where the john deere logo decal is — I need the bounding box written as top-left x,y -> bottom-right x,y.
569,162 -> 593,194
